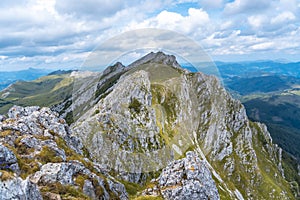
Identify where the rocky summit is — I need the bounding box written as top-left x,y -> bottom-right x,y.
0,52 -> 299,199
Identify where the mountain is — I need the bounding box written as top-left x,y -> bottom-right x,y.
218,61 -> 300,190
0,72 -> 74,115
62,52 -> 296,199
226,75 -> 300,95
217,61 -> 300,79
0,68 -> 52,91
0,52 -> 299,199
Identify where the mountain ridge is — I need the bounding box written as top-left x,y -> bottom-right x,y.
0,52 -> 299,199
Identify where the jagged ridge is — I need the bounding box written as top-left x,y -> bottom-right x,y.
0,52 -> 298,200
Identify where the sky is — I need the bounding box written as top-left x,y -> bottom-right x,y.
0,0 -> 300,71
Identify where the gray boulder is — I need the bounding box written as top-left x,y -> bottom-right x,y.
31,161 -> 128,200
0,115 -> 5,122
0,143 -> 19,173
158,151 -> 220,200
0,177 -> 42,200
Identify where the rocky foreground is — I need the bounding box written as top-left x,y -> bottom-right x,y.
0,105 -> 220,199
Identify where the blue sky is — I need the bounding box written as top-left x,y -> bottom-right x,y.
0,0 -> 300,71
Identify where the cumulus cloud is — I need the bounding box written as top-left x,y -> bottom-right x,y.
224,0 -> 270,15
0,0 -> 300,71
125,8 -> 210,36
271,11 -> 296,24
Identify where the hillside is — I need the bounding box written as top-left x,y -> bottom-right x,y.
0,73 -> 74,115
69,52 -> 296,199
0,52 -> 299,199
0,68 -> 51,91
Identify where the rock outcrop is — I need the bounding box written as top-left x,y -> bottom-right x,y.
0,143 -> 19,173
71,52 -> 294,199
0,105 -> 128,200
0,52 -> 296,199
0,176 -> 42,200
157,151 -> 219,200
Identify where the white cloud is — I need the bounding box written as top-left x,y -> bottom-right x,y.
126,8 -> 210,35
271,11 -> 296,24
250,42 -> 274,50
0,0 -> 300,71
248,15 -> 266,29
224,0 -> 270,15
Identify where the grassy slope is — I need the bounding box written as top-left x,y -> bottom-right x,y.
0,74 -> 73,114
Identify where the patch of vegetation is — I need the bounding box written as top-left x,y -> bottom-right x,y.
244,96 -> 300,160
282,151 -> 300,198
129,98 -> 142,113
18,157 -> 40,179
65,111 -> 74,125
0,130 -> 12,137
13,136 -> 34,155
251,124 -> 295,199
36,146 -> 63,164
133,196 -> 163,200
94,109 -> 100,115
126,63 -> 181,83
1,141 -> 40,179
0,170 -> 14,181
0,74 -> 74,115
94,72 -> 124,100
40,182 -> 89,199
119,180 -> 143,196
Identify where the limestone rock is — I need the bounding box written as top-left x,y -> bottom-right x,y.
31,161 -> 128,200
71,52 -> 292,199
0,115 -> 5,122
0,143 -> 19,173
1,105 -> 83,155
0,177 -> 42,200
158,151 -> 219,200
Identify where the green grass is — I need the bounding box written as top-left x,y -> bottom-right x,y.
129,98 -> 142,113
251,123 -> 295,199
126,63 -> 182,83
0,74 -> 74,114
0,170 -> 14,181
40,182 -> 90,199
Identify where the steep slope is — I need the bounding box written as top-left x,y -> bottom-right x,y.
0,106 -> 128,199
71,52 -> 295,199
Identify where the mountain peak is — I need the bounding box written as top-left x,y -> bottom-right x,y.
128,51 -> 181,69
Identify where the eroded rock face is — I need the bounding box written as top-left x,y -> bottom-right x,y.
0,105 -> 128,200
73,70 -> 170,183
0,144 -> 19,173
0,115 -> 5,122
2,105 -> 83,154
31,161 -> 128,200
158,151 -> 219,200
71,52 -> 293,199
0,177 -> 42,200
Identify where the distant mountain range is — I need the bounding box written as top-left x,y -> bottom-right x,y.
217,61 -> 300,79
0,68 -> 53,91
0,54 -> 298,199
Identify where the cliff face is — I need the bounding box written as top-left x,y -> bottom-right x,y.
70,52 -> 294,199
0,106 -> 128,200
0,52 -> 296,199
